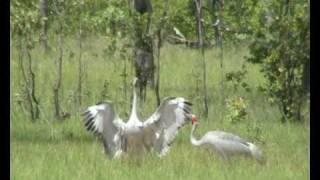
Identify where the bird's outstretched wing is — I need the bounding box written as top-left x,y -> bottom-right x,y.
143,97 -> 192,156
82,101 -> 125,159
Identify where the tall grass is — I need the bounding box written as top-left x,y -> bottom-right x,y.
11,37 -> 309,180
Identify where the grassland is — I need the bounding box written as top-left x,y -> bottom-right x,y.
11,37 -> 309,180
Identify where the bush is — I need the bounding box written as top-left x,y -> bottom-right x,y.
246,0 -> 309,122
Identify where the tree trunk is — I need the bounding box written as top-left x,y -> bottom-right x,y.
132,0 -> 155,103
39,0 -> 48,51
53,22 -> 63,119
210,0 -> 224,103
154,0 -> 169,106
194,0 -> 208,117
121,55 -> 128,102
18,39 -> 35,120
302,59 -> 310,93
26,36 -> 40,119
77,20 -> 83,106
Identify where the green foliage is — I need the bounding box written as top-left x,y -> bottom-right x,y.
246,0 -> 309,122
225,96 -> 248,124
166,3 -> 195,38
10,0 -> 309,122
225,64 -> 251,92
11,1 -> 40,37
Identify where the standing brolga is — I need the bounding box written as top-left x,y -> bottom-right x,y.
82,78 -> 193,159
189,115 -> 265,164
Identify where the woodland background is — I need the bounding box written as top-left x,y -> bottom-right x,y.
11,0 -> 309,179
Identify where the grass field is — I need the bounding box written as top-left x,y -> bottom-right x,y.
11,38 -> 309,180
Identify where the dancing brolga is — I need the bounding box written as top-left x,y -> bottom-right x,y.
189,115 -> 264,164
82,78 -> 193,159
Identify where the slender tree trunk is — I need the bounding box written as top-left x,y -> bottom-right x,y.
146,12 -> 152,35
211,0 -> 224,104
132,0 -> 155,104
53,21 -> 63,119
52,0 -> 66,120
10,27 -> 13,121
219,36 -> 224,102
122,58 -> 128,101
302,59 -> 310,93
194,0 -> 208,117
26,35 -> 40,119
154,0 -> 169,106
77,20 -> 83,106
18,39 -> 35,120
39,0 -> 48,51
155,31 -> 161,106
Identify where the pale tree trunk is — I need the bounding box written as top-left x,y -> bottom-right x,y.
39,0 -> 48,51
154,0 -> 169,106
53,22 -> 63,119
77,19 -> 83,106
194,0 -> 208,117
211,0 -> 224,103
52,0 -> 65,120
122,58 -> 128,101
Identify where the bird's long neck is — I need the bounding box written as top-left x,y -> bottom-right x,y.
190,124 -> 202,146
128,86 -> 139,123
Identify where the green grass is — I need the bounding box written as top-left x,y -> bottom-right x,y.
11,38 -> 309,180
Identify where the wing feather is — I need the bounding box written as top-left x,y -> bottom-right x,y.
82,102 -> 124,158
143,97 -> 192,156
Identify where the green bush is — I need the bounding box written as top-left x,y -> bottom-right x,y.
246,0 -> 309,122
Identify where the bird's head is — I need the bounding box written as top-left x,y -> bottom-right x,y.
191,114 -> 198,125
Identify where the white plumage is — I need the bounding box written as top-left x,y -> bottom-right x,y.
82,78 -> 193,159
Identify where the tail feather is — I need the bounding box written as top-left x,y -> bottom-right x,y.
248,142 -> 265,164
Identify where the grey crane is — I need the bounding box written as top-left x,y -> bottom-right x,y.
189,115 -> 264,164
81,78 -> 193,159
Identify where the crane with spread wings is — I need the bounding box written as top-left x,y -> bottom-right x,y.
82,78 -> 193,159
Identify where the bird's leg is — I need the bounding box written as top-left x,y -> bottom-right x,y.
102,140 -> 113,159
215,148 -> 230,163
122,135 -> 128,153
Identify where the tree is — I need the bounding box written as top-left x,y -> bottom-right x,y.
39,0 -> 48,51
11,1 -> 41,121
132,0 -> 155,102
247,0 -> 309,122
194,0 -> 209,117
52,0 -> 66,120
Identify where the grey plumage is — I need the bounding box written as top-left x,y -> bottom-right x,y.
143,97 -> 193,156
190,115 -> 264,164
82,103 -> 124,158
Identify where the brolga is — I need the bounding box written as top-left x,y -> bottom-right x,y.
81,78 -> 193,159
189,115 -> 264,164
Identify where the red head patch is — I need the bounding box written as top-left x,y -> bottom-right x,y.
191,114 -> 197,124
